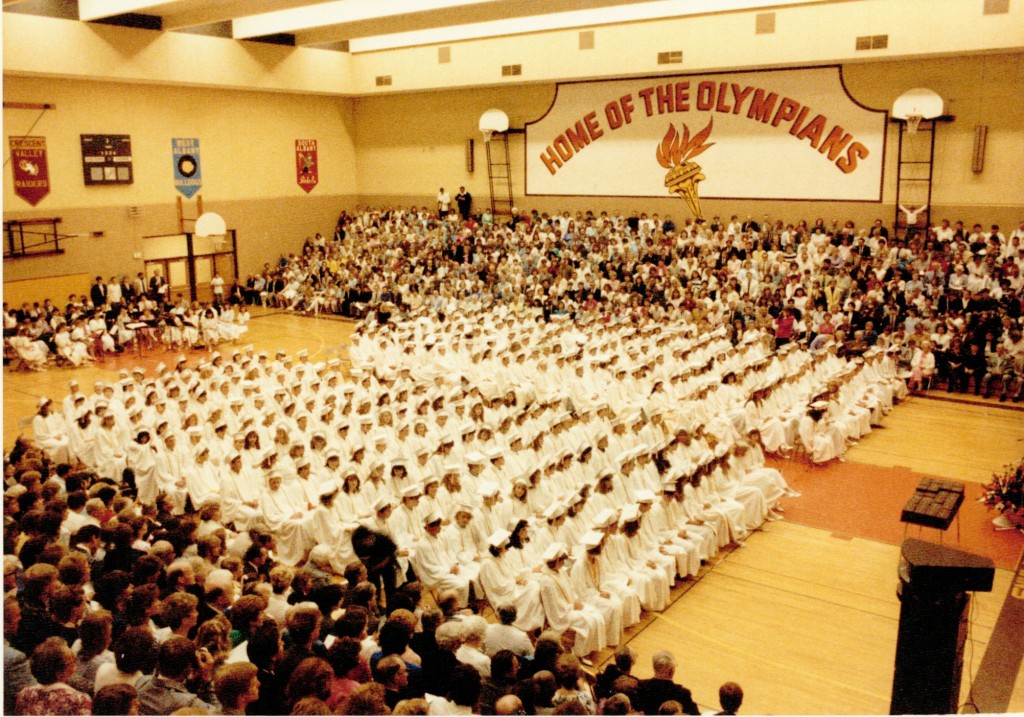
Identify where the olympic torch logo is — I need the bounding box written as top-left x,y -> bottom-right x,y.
656,119 -> 715,220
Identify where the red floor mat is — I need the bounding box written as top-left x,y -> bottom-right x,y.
768,457 -> 1024,571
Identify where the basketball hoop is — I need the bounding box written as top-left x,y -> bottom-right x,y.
893,88 -> 943,137
479,108 -> 509,145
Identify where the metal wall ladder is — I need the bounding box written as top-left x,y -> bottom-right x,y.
485,132 -> 514,221
893,119 -> 938,235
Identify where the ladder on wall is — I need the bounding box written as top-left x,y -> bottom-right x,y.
892,118 -> 948,237
177,194 -> 204,234
485,133 -> 514,221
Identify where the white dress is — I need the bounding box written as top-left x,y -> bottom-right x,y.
127,441 -> 159,505
259,483 -> 314,566
412,532 -> 471,607
33,412 -> 71,463
538,565 -> 608,657
478,552 -> 545,632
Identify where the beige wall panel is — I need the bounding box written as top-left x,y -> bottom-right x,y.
842,53 -> 1024,209
2,273 -> 92,310
350,0 -> 1024,94
2,194 -> 356,291
3,13 -> 352,94
352,86 -> 550,202
4,75 -> 358,290
5,2 -> 1022,97
354,54 -> 1023,225
3,76 -> 358,210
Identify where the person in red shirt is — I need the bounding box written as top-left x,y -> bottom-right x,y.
773,309 -> 795,349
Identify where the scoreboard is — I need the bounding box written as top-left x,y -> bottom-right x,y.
81,134 -> 133,185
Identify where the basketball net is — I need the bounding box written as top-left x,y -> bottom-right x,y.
482,130 -> 494,143
906,114 -> 922,135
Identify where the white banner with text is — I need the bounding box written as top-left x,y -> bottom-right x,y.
524,66 -> 887,215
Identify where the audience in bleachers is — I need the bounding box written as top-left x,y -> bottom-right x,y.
259,209 -> 1022,399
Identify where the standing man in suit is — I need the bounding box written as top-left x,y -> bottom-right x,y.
455,187 -> 472,220
90,276 -> 108,308
150,269 -> 168,303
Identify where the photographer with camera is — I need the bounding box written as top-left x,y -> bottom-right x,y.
135,636 -> 220,715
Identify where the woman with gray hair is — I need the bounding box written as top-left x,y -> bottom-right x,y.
454,614 -> 491,678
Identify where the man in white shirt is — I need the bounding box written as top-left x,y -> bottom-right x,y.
107,276 -> 123,313
437,188 -> 451,217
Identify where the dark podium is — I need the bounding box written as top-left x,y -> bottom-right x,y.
889,538 -> 994,715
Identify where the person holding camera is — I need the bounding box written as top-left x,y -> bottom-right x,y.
135,636 -> 220,715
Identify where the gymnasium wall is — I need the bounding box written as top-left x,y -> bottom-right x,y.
3,76 -> 358,284
354,52 -> 1024,229
3,52 -> 1021,300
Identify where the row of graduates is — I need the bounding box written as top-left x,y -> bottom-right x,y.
329,423 -> 793,661
25,303 -> 892,581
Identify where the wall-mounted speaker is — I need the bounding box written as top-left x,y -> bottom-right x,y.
466,139 -> 474,173
971,125 -> 987,173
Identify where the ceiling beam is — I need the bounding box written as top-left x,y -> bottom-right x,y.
346,0 -> 835,53
232,0 -> 503,40
294,0 -> 636,45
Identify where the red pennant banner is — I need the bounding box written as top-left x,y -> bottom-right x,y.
296,139 -> 318,193
10,136 -> 51,206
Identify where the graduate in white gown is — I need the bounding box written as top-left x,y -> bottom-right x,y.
413,511 -> 472,608
617,507 -> 673,608
569,531 -> 635,643
93,412 -> 128,482
32,398 -> 71,464
660,482 -> 717,561
478,529 -> 546,632
537,543 -> 609,658
798,403 -> 845,464
153,433 -> 189,513
126,429 -> 159,506
310,483 -> 360,574
442,505 -> 485,598
68,410 -> 98,468
220,452 -> 262,530
185,444 -> 222,507
636,491 -> 701,578
259,471 -> 314,566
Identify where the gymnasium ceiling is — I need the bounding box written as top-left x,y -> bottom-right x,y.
5,0 -> 848,53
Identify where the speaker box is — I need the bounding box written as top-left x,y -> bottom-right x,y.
890,540 -> 994,715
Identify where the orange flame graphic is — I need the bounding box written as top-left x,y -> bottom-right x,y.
656,118 -> 715,169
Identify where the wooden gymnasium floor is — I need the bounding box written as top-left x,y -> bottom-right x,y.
4,307 -> 1023,715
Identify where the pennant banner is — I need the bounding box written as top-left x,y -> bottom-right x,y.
172,137 -> 202,198
9,136 -> 51,206
525,66 -> 887,211
296,139 -> 318,193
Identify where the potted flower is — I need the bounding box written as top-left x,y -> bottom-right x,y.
979,459 -> 1024,530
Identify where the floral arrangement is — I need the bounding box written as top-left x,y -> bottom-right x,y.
979,459 -> 1024,516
